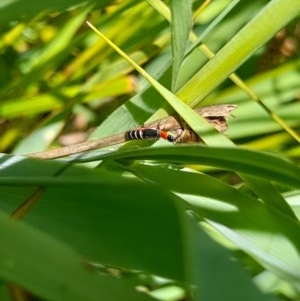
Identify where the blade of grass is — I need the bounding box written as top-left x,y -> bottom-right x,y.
169,0 -> 192,90
81,144 -> 300,190
146,0 -> 300,142
129,164 -> 300,288
178,0 -> 300,105
177,0 -> 300,141
183,213 -> 278,301
0,0 -> 110,25
76,143 -> 300,225
0,209 -> 156,301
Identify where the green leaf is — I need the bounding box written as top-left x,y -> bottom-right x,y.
177,0 -> 300,106
0,0 -> 110,25
0,209 -> 156,301
0,154 -> 185,281
170,0 -> 192,90
80,145 -> 300,189
129,164 -> 300,289
183,214 -> 278,301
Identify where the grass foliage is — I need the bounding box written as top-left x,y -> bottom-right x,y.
0,0 -> 300,300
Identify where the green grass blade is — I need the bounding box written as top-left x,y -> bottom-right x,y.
85,145 -> 300,189
0,209 -> 156,301
0,154 -> 185,281
0,0 -> 110,25
177,0 -> 300,106
170,0 -> 192,90
183,214 -> 278,301
185,0 -> 242,57
129,164 -> 300,288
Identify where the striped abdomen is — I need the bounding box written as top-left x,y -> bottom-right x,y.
125,128 -> 175,142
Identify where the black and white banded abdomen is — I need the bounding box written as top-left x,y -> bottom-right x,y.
125,128 -> 175,142
125,128 -> 160,141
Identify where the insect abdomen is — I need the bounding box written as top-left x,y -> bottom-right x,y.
125,128 -> 160,141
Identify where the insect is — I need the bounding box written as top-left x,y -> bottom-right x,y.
125,128 -> 176,142
29,104 -> 237,159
